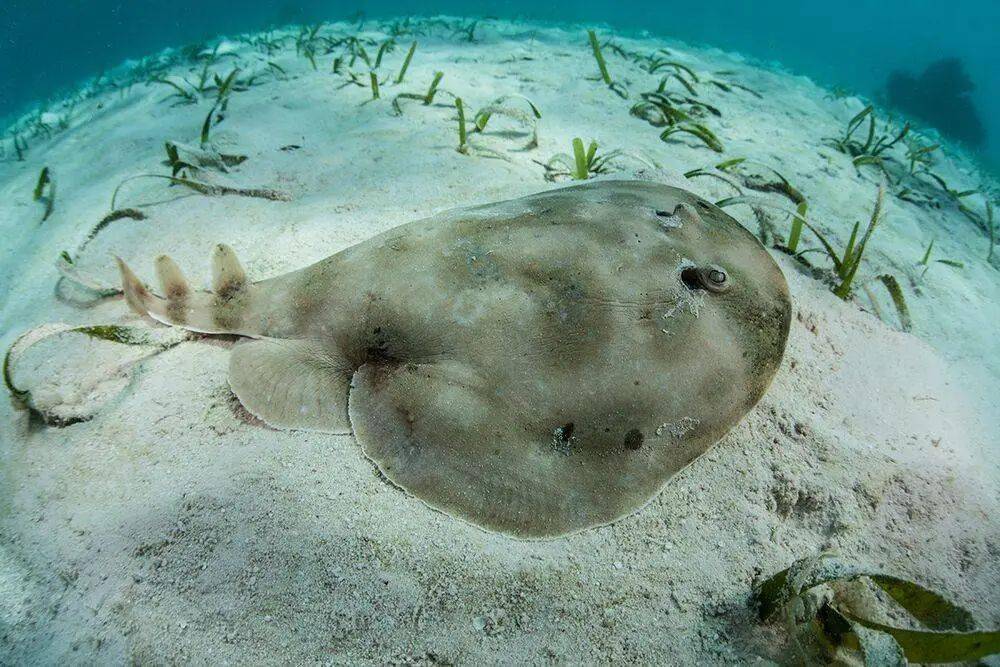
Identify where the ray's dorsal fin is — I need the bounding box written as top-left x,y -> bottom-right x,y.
116,244 -> 260,336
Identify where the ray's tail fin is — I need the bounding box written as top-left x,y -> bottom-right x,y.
117,243 -> 264,337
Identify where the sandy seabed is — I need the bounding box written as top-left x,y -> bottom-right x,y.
0,17 -> 997,665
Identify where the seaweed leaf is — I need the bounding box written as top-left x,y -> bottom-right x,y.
455,98 -> 468,154
716,158 -> 806,205
33,167 -> 50,200
4,323 -> 189,426
394,41 -> 417,83
391,71 -> 444,114
987,199 -> 995,262
539,138 -> 658,181
573,138 -> 591,180
471,95 -> 542,150
588,30 -> 612,86
587,30 -> 628,98
373,39 -> 395,69
787,202 -> 808,253
756,554 -> 997,665
110,174 -> 289,210
877,274 -> 912,332
662,72 -> 697,96
826,105 -> 908,175
647,60 -> 699,82
659,123 -> 723,152
832,185 -> 884,299
152,77 -> 197,104
33,167 -> 55,222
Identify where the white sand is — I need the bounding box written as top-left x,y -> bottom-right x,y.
1,17 -> 997,664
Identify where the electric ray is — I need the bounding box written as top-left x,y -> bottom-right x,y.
117,180 -> 791,538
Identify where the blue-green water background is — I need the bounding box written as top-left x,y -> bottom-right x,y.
2,0 -> 998,167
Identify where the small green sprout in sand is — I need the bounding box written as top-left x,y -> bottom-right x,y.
987,200 -> 996,262
715,193 -> 808,250
345,37 -> 373,69
200,67 -> 239,146
588,31 -> 612,85
825,104 -> 909,171
374,39 -> 396,69
714,157 -> 806,205
661,71 -> 698,96
875,274 -> 912,331
904,135 -> 940,175
713,158 -> 807,250
830,185 -> 885,299
164,140 -> 245,176
394,41 -> 417,83
917,239 -> 965,279
538,138 -> 658,181
646,58 -> 699,83
388,18 -> 414,38
629,91 -> 693,127
683,165 -> 744,197
152,76 -> 198,105
33,167 -> 55,222
660,123 -> 724,153
296,23 -> 324,70
249,31 -> 286,57
472,94 -> 542,150
447,98 -> 508,161
717,185 -> 888,302
267,61 -> 287,80
455,98 -> 469,154
452,20 -> 479,43
628,64 -> 725,130
587,30 -> 628,99
391,71 -> 444,114
11,132 -> 27,161
785,201 -> 809,254
165,142 -> 194,177
922,172 -> 989,231
931,173 -> 979,201
707,73 -> 763,99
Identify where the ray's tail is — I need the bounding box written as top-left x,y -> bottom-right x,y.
117,243 -> 264,337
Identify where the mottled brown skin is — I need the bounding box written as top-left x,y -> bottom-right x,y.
118,180 -> 791,538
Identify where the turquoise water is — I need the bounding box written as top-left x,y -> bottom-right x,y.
2,0 -> 999,167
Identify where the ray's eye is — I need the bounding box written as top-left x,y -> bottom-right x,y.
700,266 -> 731,293
681,265 -> 732,294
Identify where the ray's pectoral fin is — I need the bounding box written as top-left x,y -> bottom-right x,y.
348,359 -> 598,538
229,337 -> 353,434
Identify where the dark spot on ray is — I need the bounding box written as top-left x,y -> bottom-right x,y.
551,422 -> 576,456
623,428 -> 644,451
